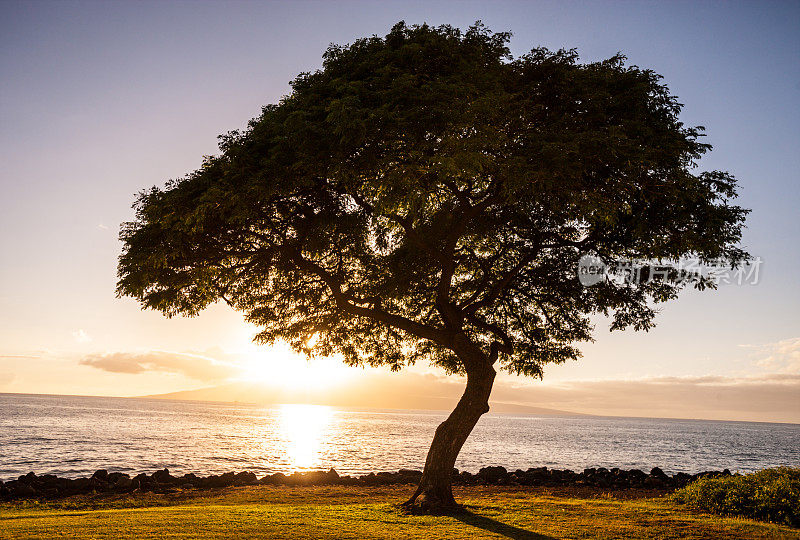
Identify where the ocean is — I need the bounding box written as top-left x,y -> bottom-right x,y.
1,393 -> 798,481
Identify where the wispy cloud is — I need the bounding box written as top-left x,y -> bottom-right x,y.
79,351 -> 242,382
751,337 -> 800,374
72,329 -> 92,343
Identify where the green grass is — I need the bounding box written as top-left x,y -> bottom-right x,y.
672,468 -> 800,528
1,485 -> 798,539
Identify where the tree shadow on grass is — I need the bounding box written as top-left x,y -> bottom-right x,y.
450,509 -> 558,540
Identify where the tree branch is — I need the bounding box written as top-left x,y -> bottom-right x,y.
284,246 -> 451,345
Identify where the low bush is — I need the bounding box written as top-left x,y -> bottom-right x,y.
671,467 -> 800,527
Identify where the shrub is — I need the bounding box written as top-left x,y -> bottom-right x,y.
672,468 -> 800,527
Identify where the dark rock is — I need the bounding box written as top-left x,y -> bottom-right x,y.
264,472 -> 286,485
13,483 -> 37,497
284,471 -> 313,485
89,476 -> 109,491
133,473 -> 150,489
70,477 -> 91,491
40,487 -> 59,498
515,467 -> 547,486
361,472 -> 382,486
477,466 -> 508,484
457,471 -> 475,485
152,468 -> 175,484
205,475 -> 227,488
39,474 -> 59,485
644,476 -> 665,487
107,472 -> 127,483
18,472 -> 37,485
674,472 -> 692,487
336,475 -> 360,486
234,471 -> 258,486
0,465 -> 710,500
114,475 -> 133,490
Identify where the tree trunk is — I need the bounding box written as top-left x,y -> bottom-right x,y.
403,352 -> 496,513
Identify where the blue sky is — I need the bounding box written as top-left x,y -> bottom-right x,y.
0,1 -> 798,421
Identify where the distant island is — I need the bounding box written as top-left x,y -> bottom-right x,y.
140,376 -> 587,416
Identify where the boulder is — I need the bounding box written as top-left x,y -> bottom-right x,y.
219,472 -> 236,486
107,472 -> 127,483
361,472 -> 382,486
393,470 -> 420,484
644,476 -> 665,488
336,475 -> 360,486
13,483 -> 37,497
133,473 -> 150,489
114,475 -> 133,490
261,472 -> 286,485
70,477 -> 91,491
234,471 -> 258,486
477,466 -> 508,484
18,472 -> 37,485
204,475 -> 228,488
151,468 -> 176,484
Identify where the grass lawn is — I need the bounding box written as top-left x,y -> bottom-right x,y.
1,485 -> 797,539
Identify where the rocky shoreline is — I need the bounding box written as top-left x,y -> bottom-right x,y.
0,466 -> 736,501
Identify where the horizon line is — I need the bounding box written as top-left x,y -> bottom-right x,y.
3,391 -> 798,427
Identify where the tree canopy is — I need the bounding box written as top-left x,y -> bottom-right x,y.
118,22 -> 748,381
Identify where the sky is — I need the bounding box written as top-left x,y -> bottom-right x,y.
0,0 -> 798,422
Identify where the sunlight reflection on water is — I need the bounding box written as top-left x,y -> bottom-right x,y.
278,404 -> 334,470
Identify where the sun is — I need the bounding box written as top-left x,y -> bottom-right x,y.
241,341 -> 353,391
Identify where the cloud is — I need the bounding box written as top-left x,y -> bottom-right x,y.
751,337 -> 800,374
72,330 -> 92,343
0,355 -> 41,359
80,351 -> 242,382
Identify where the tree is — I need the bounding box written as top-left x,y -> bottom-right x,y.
117,22 -> 749,512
